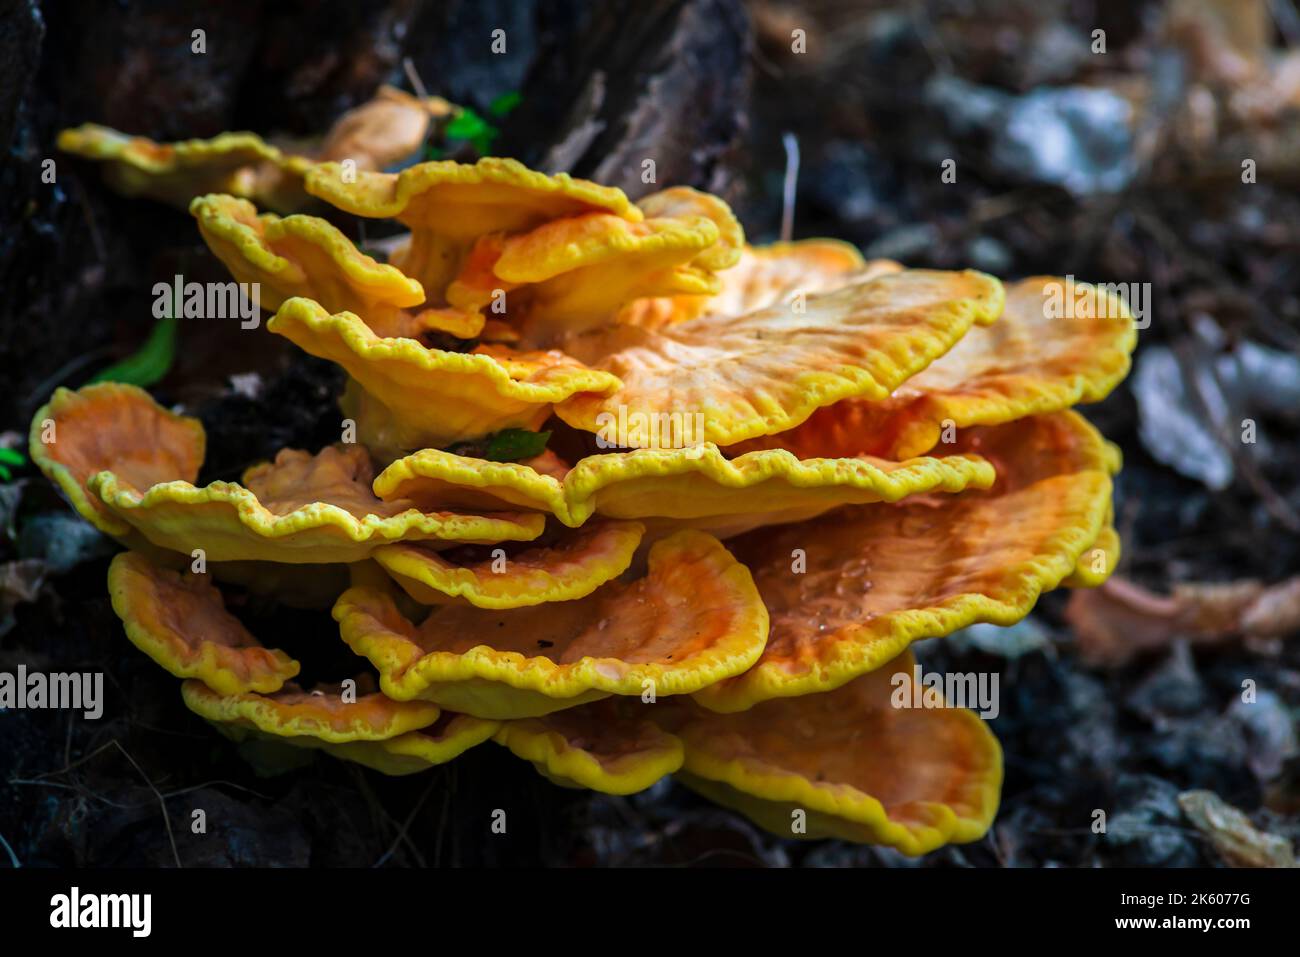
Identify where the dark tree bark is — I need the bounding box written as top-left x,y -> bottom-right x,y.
499,0 -> 751,199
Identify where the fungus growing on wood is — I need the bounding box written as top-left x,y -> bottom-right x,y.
374,439 -> 995,538
494,699 -> 685,795
371,520 -> 645,608
332,530 -> 768,719
29,383 -> 205,539
269,297 -> 621,449
727,275 -> 1137,460
693,412 -> 1118,713
669,649 -> 1003,855
42,115 -> 1138,852
554,268 -> 1006,448
108,551 -> 299,695
59,85 -> 452,212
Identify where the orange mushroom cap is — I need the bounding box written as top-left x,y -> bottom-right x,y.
635,186 -> 745,272
315,85 -> 454,171
57,124 -> 282,209
269,298 -> 621,450
108,550 -> 299,695
303,157 -> 640,297
29,383 -> 205,539
494,698 -> 684,794
182,677 -> 442,743
59,86 -> 453,213
730,275 -> 1137,460
446,210 -> 724,342
372,520 -> 645,608
190,194 -> 433,337
617,239 -> 897,331
332,530 -> 769,719
441,186 -> 745,344
375,441 -> 995,538
668,648 -> 1002,854
326,712 -> 500,775
695,411 -> 1118,712
30,383 -> 544,562
89,442 -> 545,563
555,268 -> 1005,448
213,709 -> 501,776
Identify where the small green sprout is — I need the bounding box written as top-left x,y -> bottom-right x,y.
0,447 -> 26,482
426,93 -> 522,159
91,292 -> 180,388
446,428 -> 550,462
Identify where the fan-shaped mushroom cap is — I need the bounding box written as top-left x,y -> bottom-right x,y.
58,124 -> 281,208
29,383 -> 205,538
303,157 -> 639,296
375,442 -> 994,538
269,298 -> 621,448
695,411 -> 1118,712
669,649 -> 1002,854
729,276 -> 1137,460
373,520 -> 644,608
333,530 -> 768,719
182,678 -> 442,743
617,240 -> 897,331
191,194 -> 447,337
494,699 -> 683,794
446,211 -> 724,341
89,443 -> 544,563
60,87 -> 453,212
108,551 -> 298,694
555,269 -> 1005,448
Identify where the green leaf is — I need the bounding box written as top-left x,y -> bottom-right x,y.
485,428 -> 550,462
445,107 -> 501,156
445,428 -> 551,462
0,448 -> 25,467
471,128 -> 498,156
445,108 -> 492,141
0,464 -> 10,482
90,314 -> 178,387
488,91 -> 522,117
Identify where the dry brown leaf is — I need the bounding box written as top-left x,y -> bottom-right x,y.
1178,789 -> 1296,868
1067,575 -> 1300,667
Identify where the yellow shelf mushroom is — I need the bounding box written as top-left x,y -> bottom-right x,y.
42,118 -> 1138,853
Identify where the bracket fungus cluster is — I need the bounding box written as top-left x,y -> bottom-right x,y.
39,115 -> 1135,856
